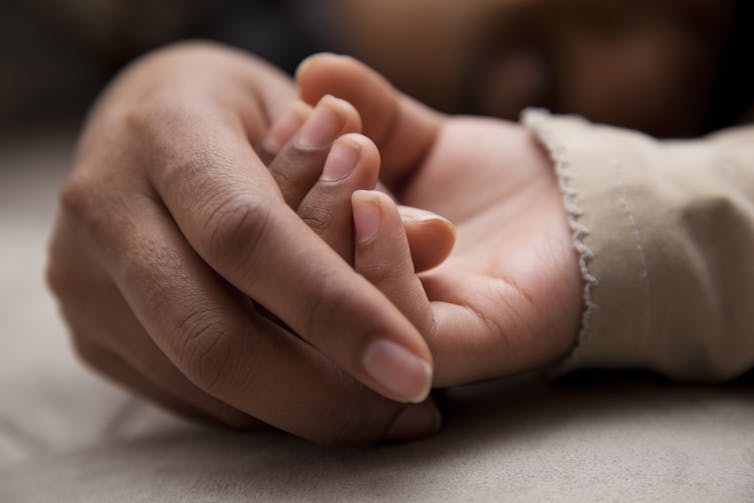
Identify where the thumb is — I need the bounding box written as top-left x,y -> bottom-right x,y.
374,182 -> 456,272
296,53 -> 444,187
400,205 -> 456,272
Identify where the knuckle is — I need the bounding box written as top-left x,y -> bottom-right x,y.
204,194 -> 272,271
56,176 -> 123,256
45,227 -> 85,298
122,91 -> 217,163
299,204 -> 334,234
302,278 -> 350,344
58,176 -> 98,222
58,173 -> 135,245
357,260 -> 404,287
271,147 -> 327,195
123,95 -> 192,148
45,259 -> 71,297
172,309 -> 237,393
270,160 -> 296,195
121,97 -> 164,139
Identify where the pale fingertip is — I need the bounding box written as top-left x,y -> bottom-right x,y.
362,339 -> 433,404
295,95 -> 362,150
261,100 -> 312,155
295,96 -> 347,150
324,95 -> 363,136
320,137 -> 362,182
290,101 -> 313,120
294,52 -> 339,82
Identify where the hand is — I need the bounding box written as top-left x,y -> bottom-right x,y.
46,42 -> 443,444
297,54 -> 584,386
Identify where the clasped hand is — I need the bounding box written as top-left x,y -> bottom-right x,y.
46,43 -> 582,445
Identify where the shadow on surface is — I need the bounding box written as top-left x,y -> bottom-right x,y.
3,371 -> 753,502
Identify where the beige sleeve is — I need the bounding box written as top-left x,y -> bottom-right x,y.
523,109 -> 754,381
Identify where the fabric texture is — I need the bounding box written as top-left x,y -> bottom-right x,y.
525,110 -> 754,380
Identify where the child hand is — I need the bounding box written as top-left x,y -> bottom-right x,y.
296,54 -> 584,387
258,97 -> 456,272
261,100 -> 452,360
253,99 -> 459,439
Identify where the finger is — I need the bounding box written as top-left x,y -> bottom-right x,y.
399,205 -> 456,272
298,133 -> 380,262
133,110 -> 433,403
350,194 -> 507,387
297,138 -> 456,269
351,190 -> 436,338
47,227 -> 261,428
70,333 -> 262,429
267,95 -> 362,208
256,100 -> 312,165
68,184 -> 436,444
417,271 -> 529,387
296,53 -> 443,187
259,104 -> 454,271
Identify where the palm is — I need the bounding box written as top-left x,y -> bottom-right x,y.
395,117 -> 583,386
297,54 -> 583,387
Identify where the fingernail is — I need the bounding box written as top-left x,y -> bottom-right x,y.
296,96 -> 346,149
385,405 -> 442,441
399,207 -> 457,242
352,192 -> 381,243
260,102 -> 311,155
321,140 -> 361,182
398,206 -> 453,226
363,339 -> 432,403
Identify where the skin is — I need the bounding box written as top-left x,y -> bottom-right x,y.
47,42 -> 582,443
296,54 -> 582,387
249,51 -> 580,398
46,42 -> 456,445
43,1 -> 749,445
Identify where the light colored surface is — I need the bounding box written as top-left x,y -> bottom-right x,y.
1,132 -> 753,502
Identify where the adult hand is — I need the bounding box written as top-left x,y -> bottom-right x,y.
46,42 -> 442,444
298,54 -> 584,386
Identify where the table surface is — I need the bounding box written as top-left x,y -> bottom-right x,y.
1,131 -> 753,502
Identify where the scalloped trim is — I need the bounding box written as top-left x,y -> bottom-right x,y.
522,109 -> 598,348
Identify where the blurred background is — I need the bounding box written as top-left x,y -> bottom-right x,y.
1,0 -> 752,143
0,0 -> 340,136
